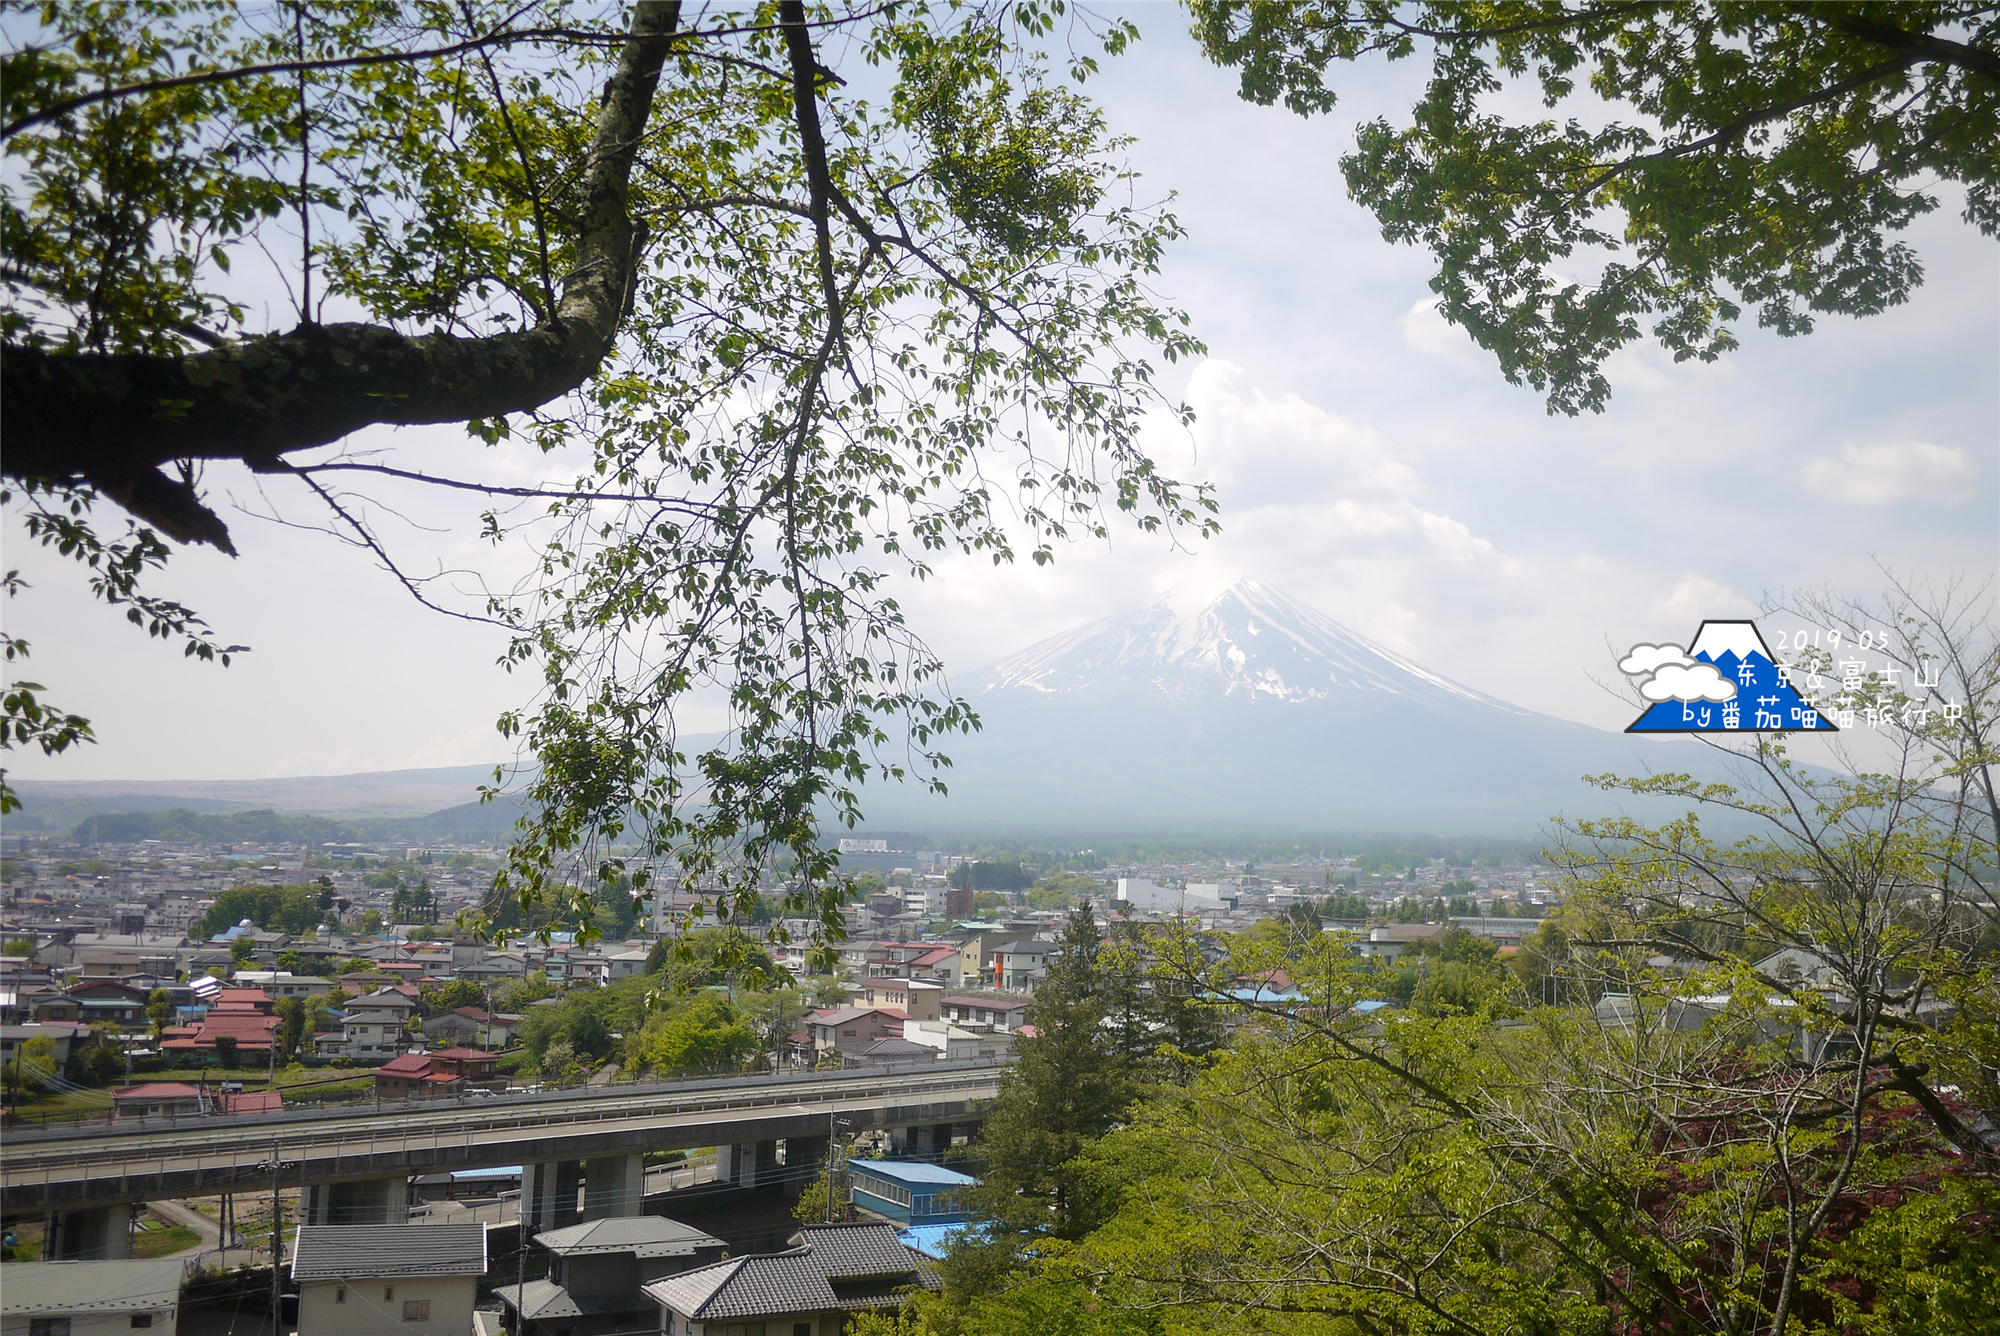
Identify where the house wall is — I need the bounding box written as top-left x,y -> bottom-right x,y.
297,1276 -> 477,1336
1,1309 -> 177,1336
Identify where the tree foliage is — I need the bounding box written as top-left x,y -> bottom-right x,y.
630,990 -> 760,1077
1191,1 -> 2000,414
912,578 -> 2000,1336
954,901 -> 1134,1257
1,1 -> 1211,934
197,884 -> 325,939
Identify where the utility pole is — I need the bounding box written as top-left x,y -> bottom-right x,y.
263,1141 -> 289,1336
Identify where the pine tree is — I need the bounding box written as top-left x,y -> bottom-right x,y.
956,902 -> 1130,1248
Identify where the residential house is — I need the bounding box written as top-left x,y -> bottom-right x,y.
111,1082 -> 284,1121
228,970 -> 335,1001
73,949 -> 151,980
847,1037 -> 940,1066
901,1018 -> 1007,1061
317,989 -> 419,1063
448,930 -> 487,971
603,947 -> 652,982
569,953 -> 612,987
291,1222 -> 487,1336
848,1161 -> 980,1226
65,979 -> 153,1035
0,1021 -> 93,1065
422,1006 -> 521,1050
454,957 -> 525,986
31,993 -> 82,1023
109,1081 -> 206,1119
988,940 -> 1052,992
642,1223 -> 938,1336
805,1007 -> 908,1060
857,979 -> 941,1021
939,995 -> 1030,1033
374,1047 -> 502,1099
0,1258 -> 185,1335
495,1216 -> 727,1336
953,930 -> 1012,986
159,988 -> 280,1063
903,944 -> 962,986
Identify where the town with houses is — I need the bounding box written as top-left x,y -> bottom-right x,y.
0,821 -> 1561,1335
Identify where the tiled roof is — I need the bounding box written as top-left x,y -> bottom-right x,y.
376,1053 -> 432,1077
641,1224 -> 935,1320
111,1082 -> 202,1100
0,1259 -> 186,1315
534,1215 -> 725,1259
811,1007 -> 905,1028
290,1223 -> 487,1281
493,1278 -> 626,1321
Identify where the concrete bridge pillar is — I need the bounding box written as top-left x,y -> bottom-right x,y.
783,1136 -> 828,1196
302,1176 -> 407,1226
717,1139 -> 780,1189
888,1123 -> 956,1158
523,1160 -> 582,1234
581,1153 -> 644,1220
44,1202 -> 133,1259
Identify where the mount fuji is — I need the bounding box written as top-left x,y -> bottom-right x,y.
862,581 -> 1718,836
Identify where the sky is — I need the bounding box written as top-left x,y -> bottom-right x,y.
5,10 -> 1996,784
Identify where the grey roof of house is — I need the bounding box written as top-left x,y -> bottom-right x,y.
641,1224 -> 935,1320
856,1039 -> 937,1059
289,1223 -> 488,1281
493,1278 -> 648,1322
534,1215 -> 725,1259
0,1259 -> 186,1315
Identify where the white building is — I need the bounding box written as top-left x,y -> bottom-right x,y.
903,1017 -> 1009,1060
0,1259 -> 185,1335
1115,879 -> 1236,913
291,1223 -> 486,1336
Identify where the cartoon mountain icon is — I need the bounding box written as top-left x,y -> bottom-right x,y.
1625,619 -> 1836,734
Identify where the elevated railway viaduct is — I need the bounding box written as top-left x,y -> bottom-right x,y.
0,1059 -> 1002,1259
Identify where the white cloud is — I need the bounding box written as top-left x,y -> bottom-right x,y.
1618,642 -> 1692,675
1640,661 -> 1737,703
1805,441 -> 1978,506
1653,573 -> 1755,626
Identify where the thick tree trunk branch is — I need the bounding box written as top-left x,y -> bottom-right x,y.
0,0 -> 681,546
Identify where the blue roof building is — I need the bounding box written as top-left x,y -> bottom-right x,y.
848,1160 -> 979,1225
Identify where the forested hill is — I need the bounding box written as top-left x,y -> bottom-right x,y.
72,808 -> 357,847
67,797 -> 532,847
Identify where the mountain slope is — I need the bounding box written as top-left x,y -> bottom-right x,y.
861,581 -> 1719,836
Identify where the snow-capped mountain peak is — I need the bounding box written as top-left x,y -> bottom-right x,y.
971,580 -> 1522,713
1687,620 -> 1776,665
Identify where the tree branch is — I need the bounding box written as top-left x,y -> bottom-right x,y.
1,0 -> 683,548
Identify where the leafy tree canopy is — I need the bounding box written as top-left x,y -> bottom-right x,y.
0,0 -> 1212,952
197,884 -> 324,938
1191,1 -> 2000,414
630,990 -> 760,1077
